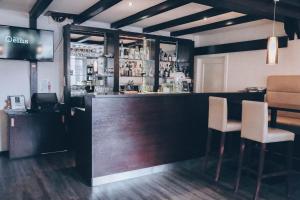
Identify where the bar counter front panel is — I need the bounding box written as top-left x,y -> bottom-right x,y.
73,92 -> 264,185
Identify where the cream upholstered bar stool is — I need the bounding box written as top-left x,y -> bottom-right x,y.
235,101 -> 295,200
203,96 -> 241,182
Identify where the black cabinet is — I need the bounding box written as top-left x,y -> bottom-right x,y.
5,111 -> 66,159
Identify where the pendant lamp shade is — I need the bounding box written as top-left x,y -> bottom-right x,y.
266,36 -> 278,65
267,0 -> 279,65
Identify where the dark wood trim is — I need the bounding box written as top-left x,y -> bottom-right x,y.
29,0 -> 53,27
284,18 -> 300,40
143,8 -> 229,33
63,25 -> 71,105
29,0 -> 53,98
193,0 -> 300,21
171,15 -> 262,37
154,39 -> 160,92
44,11 -> 77,20
113,32 -> 120,92
71,35 -> 90,42
194,36 -> 289,56
111,0 -> 192,29
281,0 -> 300,8
73,0 -> 122,25
71,40 -> 105,46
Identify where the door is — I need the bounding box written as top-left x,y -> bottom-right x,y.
196,56 -> 227,93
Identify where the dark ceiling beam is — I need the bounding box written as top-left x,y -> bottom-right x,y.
194,36 -> 288,56
45,11 -> 77,20
143,8 -> 230,33
111,0 -> 192,29
280,0 -> 300,8
29,0 -> 53,28
171,15 -> 262,36
73,0 -> 122,24
71,35 -> 91,42
193,0 -> 300,21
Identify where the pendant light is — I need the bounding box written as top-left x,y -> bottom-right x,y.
267,0 -> 279,65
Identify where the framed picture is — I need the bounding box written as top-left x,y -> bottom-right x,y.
8,95 -> 26,111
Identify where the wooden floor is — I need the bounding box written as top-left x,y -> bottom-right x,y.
0,152 -> 299,200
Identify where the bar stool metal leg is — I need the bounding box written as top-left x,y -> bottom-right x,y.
215,133 -> 226,182
254,143 -> 266,200
235,138 -> 246,193
203,129 -> 212,172
286,141 -> 293,198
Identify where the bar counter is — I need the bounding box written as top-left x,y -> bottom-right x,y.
71,92 -> 264,186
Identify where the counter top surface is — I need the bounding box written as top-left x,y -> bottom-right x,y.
87,91 -> 263,98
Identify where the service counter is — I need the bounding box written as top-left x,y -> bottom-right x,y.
71,92 -> 265,186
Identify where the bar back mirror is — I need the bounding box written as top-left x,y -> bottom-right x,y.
119,35 -> 155,93
70,32 -> 114,97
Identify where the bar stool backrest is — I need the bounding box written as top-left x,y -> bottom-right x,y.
208,96 -> 227,132
241,101 -> 268,143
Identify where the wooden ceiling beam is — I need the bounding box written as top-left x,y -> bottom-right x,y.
280,0 -> 300,8
29,0 -> 53,28
193,0 -> 300,21
143,8 -> 230,33
171,15 -> 262,36
73,0 -> 122,24
111,0 -> 193,29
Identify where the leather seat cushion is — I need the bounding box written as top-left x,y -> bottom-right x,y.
265,128 -> 295,143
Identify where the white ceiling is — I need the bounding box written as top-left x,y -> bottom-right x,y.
93,0 -> 165,23
48,0 -> 99,15
132,3 -> 210,27
0,0 -> 36,12
0,0 -> 269,36
166,12 -> 245,32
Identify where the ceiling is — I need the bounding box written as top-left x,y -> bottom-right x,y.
0,0 -> 280,36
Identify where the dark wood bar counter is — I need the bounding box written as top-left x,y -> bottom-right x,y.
72,92 -> 264,186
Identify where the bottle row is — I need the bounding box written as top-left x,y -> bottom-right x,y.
120,44 -> 151,61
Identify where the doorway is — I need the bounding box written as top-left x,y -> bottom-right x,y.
194,55 -> 228,93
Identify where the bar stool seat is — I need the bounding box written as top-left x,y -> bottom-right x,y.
266,128 -> 295,143
226,120 -> 242,132
235,101 -> 295,200
203,96 -> 241,182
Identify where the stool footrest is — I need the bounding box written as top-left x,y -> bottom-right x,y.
262,171 -> 288,179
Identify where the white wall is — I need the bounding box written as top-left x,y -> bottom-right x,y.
194,20 -> 300,92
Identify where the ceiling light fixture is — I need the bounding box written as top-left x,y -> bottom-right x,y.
226,21 -> 233,25
267,0 -> 280,65
203,17 -> 208,21
128,1 -> 133,7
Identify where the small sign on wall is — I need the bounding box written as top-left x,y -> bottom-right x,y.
40,79 -> 52,93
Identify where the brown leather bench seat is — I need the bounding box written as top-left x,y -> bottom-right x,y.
267,75 -> 300,127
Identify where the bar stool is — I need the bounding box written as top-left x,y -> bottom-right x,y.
235,101 -> 295,200
203,96 -> 241,182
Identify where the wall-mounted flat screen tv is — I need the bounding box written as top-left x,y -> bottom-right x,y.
0,25 -> 54,62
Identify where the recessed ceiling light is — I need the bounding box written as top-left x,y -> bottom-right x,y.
203,17 -> 208,21
128,1 -> 133,7
226,21 -> 233,25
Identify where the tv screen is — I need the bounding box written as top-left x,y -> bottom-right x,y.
0,25 -> 54,62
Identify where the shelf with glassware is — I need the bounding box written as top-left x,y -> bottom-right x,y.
119,38 -> 155,93
158,42 -> 192,93
70,43 -> 114,97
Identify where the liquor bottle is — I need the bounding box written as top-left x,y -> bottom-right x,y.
160,48 -> 164,61
164,52 -> 168,61
168,54 -> 172,62
172,53 -> 177,62
120,41 -> 124,58
134,46 -> 140,60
